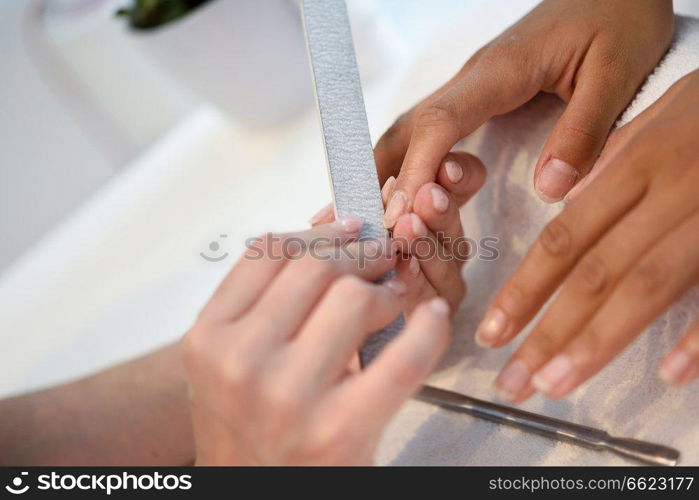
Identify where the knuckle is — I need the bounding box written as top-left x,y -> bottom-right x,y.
539,218 -> 573,258
569,252 -> 610,296
219,351 -> 258,390
260,379 -> 302,421
624,259 -> 668,299
558,123 -> 601,149
415,101 -> 458,133
331,276 -> 374,313
305,420 -> 351,460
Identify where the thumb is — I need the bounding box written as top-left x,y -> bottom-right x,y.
384,53 -> 540,228
534,67 -> 636,203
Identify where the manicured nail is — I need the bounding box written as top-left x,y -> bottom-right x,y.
309,203 -> 334,225
494,359 -> 531,401
383,190 -> 408,229
431,187 -> 449,213
334,215 -> 363,233
381,176 -> 396,204
475,308 -> 507,347
408,255 -> 420,277
410,213 -> 427,236
536,158 -> 578,203
429,297 -> 450,315
384,278 -> 407,296
658,350 -> 693,385
444,159 -> 463,184
532,353 -> 574,394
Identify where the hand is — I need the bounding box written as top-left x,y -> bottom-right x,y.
478,70 -> 699,402
376,0 -> 673,226
183,220 -> 451,465
310,152 -> 486,314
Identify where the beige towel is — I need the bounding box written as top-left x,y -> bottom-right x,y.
377,13 -> 699,466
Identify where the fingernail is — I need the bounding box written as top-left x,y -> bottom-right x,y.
494,359 -> 531,401
429,297 -> 450,315
384,278 -> 407,296
444,159 -> 463,184
410,213 -> 427,236
532,353 -> 574,394
475,308 -> 507,347
408,255 -> 420,277
431,187 -> 449,213
383,190 -> 408,229
333,215 -> 363,233
658,350 -> 693,385
381,176 -> 396,205
536,158 -> 578,203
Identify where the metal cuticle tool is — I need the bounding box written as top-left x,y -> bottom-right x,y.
417,385 -> 680,466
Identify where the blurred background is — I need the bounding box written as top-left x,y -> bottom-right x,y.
1,0 -> 471,270
2,0 -> 698,398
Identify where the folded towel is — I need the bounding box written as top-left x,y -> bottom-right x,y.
377,13 -> 699,466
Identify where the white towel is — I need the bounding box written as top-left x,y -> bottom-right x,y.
376,13 -> 699,466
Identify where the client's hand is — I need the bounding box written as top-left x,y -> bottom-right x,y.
376,0 -> 673,222
481,70 -> 699,402
183,220 -> 450,465
310,152 -> 485,315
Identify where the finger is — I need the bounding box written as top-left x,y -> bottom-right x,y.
659,318 -> 699,386
246,238 -> 396,346
395,254 -> 438,316
340,298 -> 451,428
494,185 -> 699,402
201,217 -> 363,323
383,56 -> 539,229
565,84 -> 676,203
309,203 -> 335,226
531,210 -> 699,398
374,113 -> 413,185
393,213 -> 465,310
475,154 -> 648,348
435,152 -> 487,207
413,182 -> 467,259
374,67 -> 468,185
289,276 -> 406,391
534,69 -> 633,202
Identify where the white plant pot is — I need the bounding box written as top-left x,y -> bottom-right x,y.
128,0 -> 314,128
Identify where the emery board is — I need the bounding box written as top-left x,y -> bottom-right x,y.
301,0 -> 405,365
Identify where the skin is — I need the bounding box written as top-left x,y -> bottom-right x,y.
487,69 -> 699,402
0,344 -> 194,465
184,221 -> 451,465
371,0 -> 699,399
0,220 -> 452,465
376,0 -> 674,221
311,152 -> 486,316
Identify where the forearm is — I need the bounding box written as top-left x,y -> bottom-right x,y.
0,343 -> 193,465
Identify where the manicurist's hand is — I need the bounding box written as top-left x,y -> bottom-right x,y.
183,220 -> 451,465
311,152 -> 486,315
480,70 -> 699,402
376,0 -> 673,223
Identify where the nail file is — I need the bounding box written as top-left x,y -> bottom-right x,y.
301,0 -> 404,365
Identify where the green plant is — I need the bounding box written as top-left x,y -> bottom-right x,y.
116,0 -> 213,30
